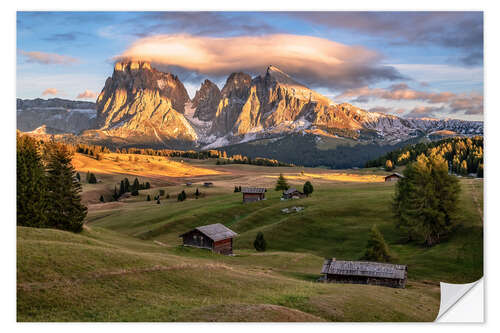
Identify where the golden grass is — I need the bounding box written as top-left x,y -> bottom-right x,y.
72,153 -> 224,179
267,172 -> 385,183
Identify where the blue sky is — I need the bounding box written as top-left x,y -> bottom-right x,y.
16,11 -> 483,120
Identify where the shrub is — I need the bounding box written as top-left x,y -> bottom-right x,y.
253,232 -> 267,252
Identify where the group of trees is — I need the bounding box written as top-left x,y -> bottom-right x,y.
234,186 -> 242,193
17,134 -> 87,232
366,136 -> 483,177
216,155 -> 293,167
110,177 -> 150,201
274,174 -> 314,196
85,171 -> 97,184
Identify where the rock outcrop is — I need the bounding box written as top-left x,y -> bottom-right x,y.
96,60 -> 196,143
192,79 -> 222,122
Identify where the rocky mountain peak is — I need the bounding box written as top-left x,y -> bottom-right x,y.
221,72 -> 252,98
192,79 -> 222,121
114,60 -> 152,73
265,65 -> 303,87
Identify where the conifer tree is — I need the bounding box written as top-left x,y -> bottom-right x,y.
76,173 -> 81,182
113,186 -> 119,201
275,173 -> 290,191
44,142 -> 87,232
362,225 -> 392,262
195,188 -> 200,198
88,173 -> 97,184
253,232 -> 267,252
86,171 -> 90,183
16,134 -> 48,227
303,181 -> 314,197
132,178 -> 140,191
119,180 -> 125,195
147,194 -> 151,201
99,195 -> 104,203
385,159 -> 394,171
124,178 -> 130,192
393,153 -> 461,246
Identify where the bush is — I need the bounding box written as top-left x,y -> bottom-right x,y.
253,232 -> 267,252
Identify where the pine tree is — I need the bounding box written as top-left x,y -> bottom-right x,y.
362,225 -> 392,262
119,180 -> 125,195
113,186 -> 119,201
44,141 -> 87,232
86,171 -> 90,183
132,178 -> 140,191
275,173 -> 290,191
157,199 -> 161,204
16,134 -> 48,227
477,163 -> 484,178
146,195 -> 151,201
145,182 -> 151,189
181,190 -> 187,201
303,181 -> 314,197
76,173 -> 81,182
88,173 -> 97,184
393,153 -> 461,246
99,195 -> 105,203
124,178 -> 130,192
234,186 -> 239,193
253,232 -> 267,252
195,188 -> 200,198
177,193 -> 183,201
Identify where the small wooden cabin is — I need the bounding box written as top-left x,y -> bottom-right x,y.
241,187 -> 266,203
320,258 -> 407,288
282,188 -> 306,199
186,182 -> 193,187
203,182 -> 214,187
179,223 -> 237,255
384,173 -> 404,182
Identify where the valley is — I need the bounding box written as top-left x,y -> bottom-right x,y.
17,152 -> 483,321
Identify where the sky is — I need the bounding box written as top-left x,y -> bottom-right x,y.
16,11 -> 483,121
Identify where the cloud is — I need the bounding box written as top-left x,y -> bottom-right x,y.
336,84 -> 483,115
406,106 -> 446,118
76,90 -> 97,99
119,34 -> 404,90
291,12 -> 483,66
42,88 -> 58,96
137,12 -> 277,37
20,50 -> 79,65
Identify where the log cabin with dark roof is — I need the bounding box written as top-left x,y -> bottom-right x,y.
320,258 -> 407,288
241,187 -> 266,203
179,223 -> 237,255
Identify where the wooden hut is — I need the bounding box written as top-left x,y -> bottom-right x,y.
241,187 -> 266,203
320,258 -> 407,288
282,188 -> 306,199
384,173 -> 404,182
179,223 -> 237,255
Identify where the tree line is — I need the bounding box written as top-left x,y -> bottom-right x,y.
17,133 -> 87,232
216,155 -> 294,167
366,136 -> 483,177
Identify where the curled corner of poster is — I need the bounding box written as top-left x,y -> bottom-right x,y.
435,278 -> 484,322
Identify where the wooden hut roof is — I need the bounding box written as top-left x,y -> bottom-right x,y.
385,172 -> 404,179
321,259 -> 407,280
283,188 -> 301,195
241,187 -> 266,194
180,223 -> 237,242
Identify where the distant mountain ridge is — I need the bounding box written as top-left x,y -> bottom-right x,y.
17,61 -> 483,152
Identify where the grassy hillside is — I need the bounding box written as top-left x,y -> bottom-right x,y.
17,156 -> 483,321
17,226 -> 440,322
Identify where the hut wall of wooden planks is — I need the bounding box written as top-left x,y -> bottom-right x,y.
179,223 -> 237,255
320,258 -> 407,288
241,187 -> 266,203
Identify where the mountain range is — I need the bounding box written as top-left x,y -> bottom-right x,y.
17,60 -> 483,167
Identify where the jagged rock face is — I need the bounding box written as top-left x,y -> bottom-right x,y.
192,79 -> 221,121
210,65 -> 361,136
211,72 -> 253,136
17,98 -> 97,134
96,60 -> 196,142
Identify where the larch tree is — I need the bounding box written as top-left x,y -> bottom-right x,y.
393,153 -> 461,246
362,225 -> 392,262
275,173 -> 290,191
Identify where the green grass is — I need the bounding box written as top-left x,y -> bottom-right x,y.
17,226 -> 440,322
17,163 -> 483,322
